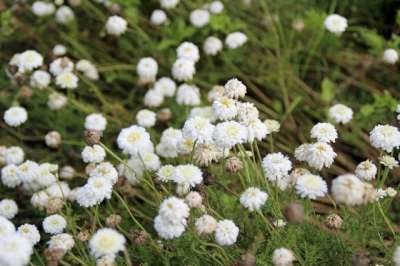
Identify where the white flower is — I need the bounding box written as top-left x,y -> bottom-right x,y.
48,233 -> 75,251
30,70 -> 51,89
264,119 -> 281,133
50,57 -> 74,76
324,14 -> 347,35
17,50 -> 43,72
240,187 -> 268,212
295,174 -> 327,199
173,164 -> 203,188
131,152 -> 161,173
272,247 -> 295,266
144,89 -> 164,107
262,152 -> 292,182
203,36 -> 223,55
0,233 -> 33,266
156,165 -> 175,182
56,72 -> 78,89
46,182 -> 70,199
189,106 -> 216,122
48,92 -> 68,110
195,214 -> 217,235
177,42 -> 200,62
154,77 -> 176,97
209,1 -> 224,14
328,104 -> 353,124
383,48 -> 398,64
370,124 -> 400,152
159,127 -> 183,146
53,44 -> 66,56
0,199 -> 18,219
81,145 -> 106,163
154,215 -> 186,239
17,224 -> 40,246
4,106 -> 27,127
1,164 -> 21,188
190,9 -> 210,28
76,59 -> 99,80
0,217 -> 15,238
273,219 -> 287,228
355,160 -> 377,181
117,125 -> 154,156
394,246 -> 400,266
178,137 -> 196,155
106,15 -> 127,36
236,102 -> 259,122
4,146 -> 24,165
310,122 -> 338,143
151,9 -> 167,25
89,162 -> 118,184
42,214 -> 67,234
295,142 -> 336,170
30,191 -> 50,209
172,58 -> 196,81
242,118 -> 268,142
208,85 -> 225,102
89,228 -> 126,258
176,84 -> 201,106
85,113 -> 107,131
78,176 -> 112,206
136,109 -> 156,128
45,131 -> 61,148
331,174 -> 365,206
55,5 -> 75,24
213,121 -> 247,149
224,78 -> 247,99
137,57 -> 158,84
380,155 -> 399,169
185,191 -> 202,208
160,0 -> 179,9
225,32 -> 248,49
32,1 -> 55,16
159,196 -> 190,223
212,97 -> 237,120
215,220 -> 239,246
387,187 -> 398,197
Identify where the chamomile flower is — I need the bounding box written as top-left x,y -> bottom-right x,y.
50,57 -> 74,76
48,92 -> 68,110
154,214 -> 186,239
355,160 -> 377,181
189,106 -> 217,122
240,187 -> 268,212
310,122 -> 338,143
137,57 -> 158,84
208,85 -> 225,102
324,14 -> 347,35
89,162 -> 118,184
185,191 -> 202,208
56,72 -> 78,89
136,109 -> 156,128
159,196 -> 190,223
190,9 -> 210,28
225,32 -> 248,49
195,214 -> 217,235
172,58 -> 196,81
182,117 -> 214,144
53,44 -> 66,56
42,214 -> 67,234
17,50 -> 43,72
45,131 -> 61,148
144,88 -> 164,107
370,124 -> 400,153
55,5 -> 75,24
262,153 -> 292,182
272,247 -> 295,266
1,164 -> 21,188
224,78 -> 247,99
380,155 -> 398,169
177,42 -> 200,63
17,224 -> 40,246
213,121 -> 247,149
203,36 -> 223,55
295,142 -> 336,170
48,233 -> 75,251
212,97 -> 238,120
193,142 -> 224,166
105,15 -> 127,36
4,146 -> 24,165
328,104 -> 353,124
4,106 -> 27,127
76,59 -> 99,80
0,199 -> 18,219
0,217 -> 15,237
209,1 -> 224,14
0,233 -> 33,266
32,1 -> 55,16
85,113 -> 107,132
242,118 -> 268,142
117,125 -> 154,156
173,164 -> 203,188
176,84 -> 201,106
215,220 -> 239,246
295,174 -> 327,199
157,165 -> 175,182
154,77 -> 176,97
89,228 -> 126,258
264,119 -> 281,133
331,174 -> 365,206
30,70 -> 51,89
383,48 -> 398,64
151,9 -> 168,25
236,102 -> 259,122
81,145 -> 106,163
160,0 -> 180,9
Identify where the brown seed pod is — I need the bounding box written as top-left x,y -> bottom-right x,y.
284,202 -> 305,224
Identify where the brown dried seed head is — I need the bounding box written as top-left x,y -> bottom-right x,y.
157,108 -> 172,123
77,230 -> 90,242
44,247 -> 66,266
284,202 -> 305,224
46,198 -> 64,214
325,213 -> 343,229
238,253 -> 256,266
225,156 -> 244,173
84,129 -> 102,145
106,214 -> 122,228
131,230 -> 148,246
